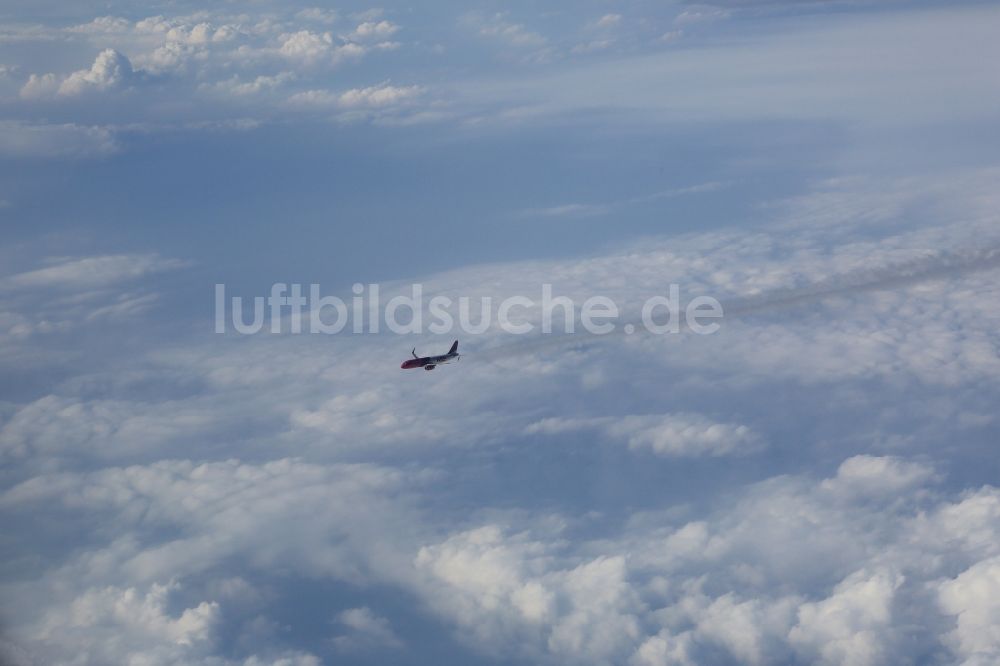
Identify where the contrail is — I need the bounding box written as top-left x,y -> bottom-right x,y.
473,245 -> 1000,362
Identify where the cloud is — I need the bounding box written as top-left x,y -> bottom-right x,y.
820,455 -> 935,498
789,569 -> 903,666
296,8 -> 338,25
332,607 -> 403,651
1,9 -> 999,656
456,5 -> 1000,128
287,83 -> 423,111
349,20 -> 399,41
594,14 -> 622,29
337,83 -> 423,108
674,7 -> 732,26
2,254 -> 187,290
203,72 -> 296,96
278,30 -> 335,62
20,48 -> 135,99
19,72 -> 59,98
58,48 -> 134,96
518,202 -> 610,218
404,455 -> 1000,664
517,182 -> 725,219
0,458 -> 421,663
937,556 -> 1000,664
0,121 -> 117,157
67,16 -> 133,34
526,413 -> 762,458
37,581 -> 220,659
469,13 -> 547,47
0,254 -> 186,355
277,30 -> 366,65
415,525 -> 641,662
4,186 -> 1000,663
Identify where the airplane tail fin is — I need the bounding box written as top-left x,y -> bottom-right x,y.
449,340 -> 458,355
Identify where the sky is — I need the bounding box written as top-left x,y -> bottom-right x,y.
2,1 -> 1000,664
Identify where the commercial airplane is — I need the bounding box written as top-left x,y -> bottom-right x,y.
401,340 -> 459,370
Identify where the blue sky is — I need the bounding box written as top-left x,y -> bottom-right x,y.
3,1 -> 1000,665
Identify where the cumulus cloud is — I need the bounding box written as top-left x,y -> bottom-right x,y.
415,525 -> 640,661
58,48 -> 134,96
67,16 -> 133,34
35,581 -> 220,662
821,455 -> 935,498
332,607 -> 403,651
349,20 -> 399,41
337,83 -> 422,108
278,30 -> 335,61
288,83 -> 423,110
296,8 -> 339,25
789,569 -> 903,665
19,72 -> 59,98
937,557 -> 1000,664
19,48 -> 135,99
203,72 -> 296,96
278,30 -> 366,65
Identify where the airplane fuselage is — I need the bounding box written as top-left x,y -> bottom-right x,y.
401,341 -> 460,370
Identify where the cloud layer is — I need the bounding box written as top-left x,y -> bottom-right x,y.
3,2 -> 1000,665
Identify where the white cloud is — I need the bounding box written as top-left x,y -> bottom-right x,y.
0,58 -> 999,662
414,525 -> 640,661
459,6 -> 1000,128
337,83 -> 422,108
332,607 -> 403,651
135,40 -> 201,74
58,48 -> 134,96
526,413 -> 762,458
608,414 -> 760,457
519,202 -> 610,218
279,30 -> 334,61
2,254 -> 186,290
594,14 -> 622,30
518,182 -> 724,219
288,83 -> 423,110
296,8 -> 338,25
278,30 -> 365,65
821,455 -> 935,498
204,72 -> 296,96
0,121 -> 117,158
572,39 -> 615,54
0,254 -> 186,351
789,569 -> 903,666
19,72 -> 59,99
12,581 -> 222,665
67,16 -> 133,34
471,13 -> 547,47
937,556 -> 1000,664
349,20 -> 400,41
674,7 -> 731,26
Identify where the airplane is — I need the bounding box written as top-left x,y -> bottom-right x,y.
401,340 -> 459,371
